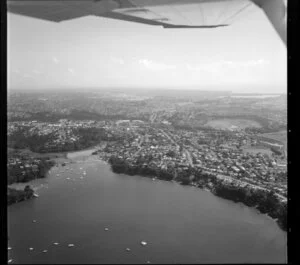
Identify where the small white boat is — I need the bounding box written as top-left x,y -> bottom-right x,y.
42,250 -> 48,253
68,244 -> 75,247
126,248 -> 131,252
104,228 -> 109,231
32,220 -> 37,223
8,259 -> 13,263
53,242 -> 59,246
8,247 -> 12,250
140,241 -> 147,246
66,177 -> 70,180
33,193 -> 39,198
29,247 -> 34,251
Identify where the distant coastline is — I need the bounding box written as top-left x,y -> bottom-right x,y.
230,95 -> 282,99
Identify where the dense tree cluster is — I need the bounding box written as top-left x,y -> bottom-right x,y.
212,182 -> 287,231
7,158 -> 55,185
270,147 -> 282,156
8,128 -> 55,152
7,186 -> 34,205
8,127 -> 119,153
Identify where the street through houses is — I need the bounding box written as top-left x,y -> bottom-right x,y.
159,129 -> 193,167
134,136 -> 144,156
159,129 -> 285,202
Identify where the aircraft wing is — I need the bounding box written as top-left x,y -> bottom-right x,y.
7,0 -> 254,26
99,11 -> 228,28
7,0 -> 286,43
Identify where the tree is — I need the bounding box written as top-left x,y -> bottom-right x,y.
24,185 -> 31,193
166,150 -> 176,158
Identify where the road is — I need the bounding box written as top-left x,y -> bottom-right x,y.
150,112 -> 158,123
160,129 -> 193,167
160,129 -> 286,202
159,129 -> 178,147
133,136 -> 144,156
183,148 -> 193,167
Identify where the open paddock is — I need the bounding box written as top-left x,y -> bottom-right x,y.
258,130 -> 287,147
242,146 -> 272,156
204,119 -> 262,130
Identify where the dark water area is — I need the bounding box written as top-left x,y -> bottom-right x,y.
8,150 -> 287,264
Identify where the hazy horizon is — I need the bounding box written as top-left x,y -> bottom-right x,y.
8,86 -> 286,95
8,4 -> 286,93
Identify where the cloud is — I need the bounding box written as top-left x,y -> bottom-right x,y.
12,69 -> 20,74
138,59 -> 177,71
111,57 -> 125,65
52,57 -> 60,64
23,73 -> 33,78
33,69 -> 42,74
186,59 -> 269,72
68,68 -> 75,75
185,63 -> 206,71
242,59 -> 269,67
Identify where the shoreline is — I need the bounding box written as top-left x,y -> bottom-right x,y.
106,158 -> 287,232
7,148 -> 286,232
7,145 -> 102,197
130,170 -> 286,231
8,144 -> 100,180
66,147 -> 99,159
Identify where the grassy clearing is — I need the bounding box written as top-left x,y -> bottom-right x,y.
242,146 -> 272,156
205,119 -> 261,130
259,130 -> 287,147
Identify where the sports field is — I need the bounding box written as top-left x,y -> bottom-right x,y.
259,130 -> 287,147
242,146 -> 273,156
205,119 -> 262,130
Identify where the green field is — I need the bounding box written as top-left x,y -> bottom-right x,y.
242,146 -> 272,156
205,119 -> 262,130
259,130 -> 287,147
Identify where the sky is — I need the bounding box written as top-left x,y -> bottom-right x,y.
7,2 -> 287,93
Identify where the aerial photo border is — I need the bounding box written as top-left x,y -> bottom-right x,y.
1,0 -> 299,264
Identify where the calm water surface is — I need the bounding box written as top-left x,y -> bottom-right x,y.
8,149 -> 287,264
